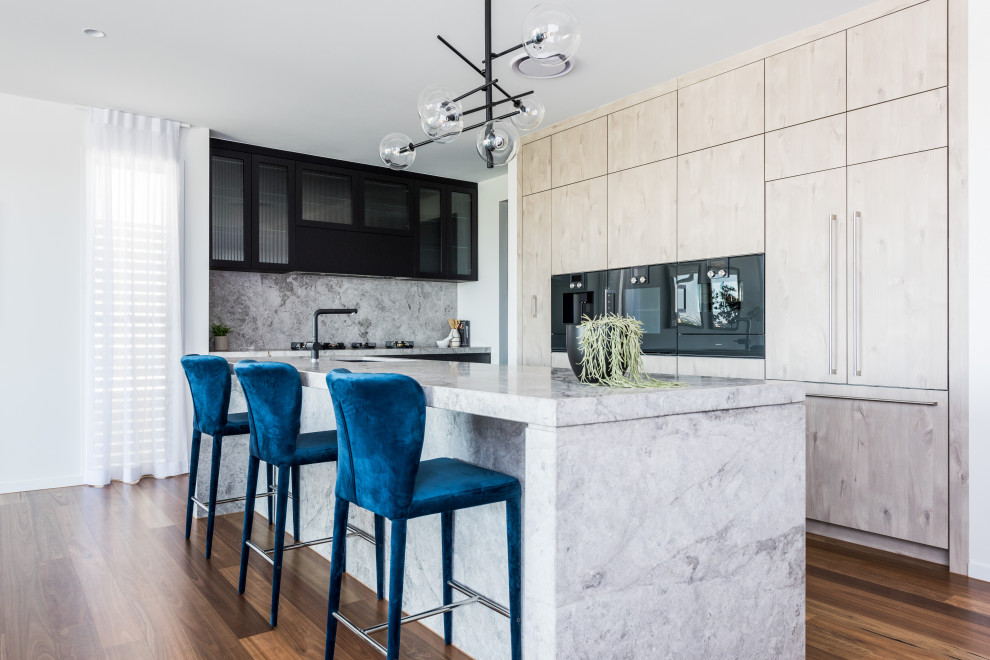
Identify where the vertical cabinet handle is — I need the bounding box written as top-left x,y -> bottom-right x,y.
531,295 -> 537,318
853,211 -> 862,377
829,214 -> 837,375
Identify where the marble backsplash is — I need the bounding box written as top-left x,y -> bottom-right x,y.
209,271 -> 457,351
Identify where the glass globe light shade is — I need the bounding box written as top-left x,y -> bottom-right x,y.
420,98 -> 464,144
379,133 -> 416,170
510,94 -> 545,131
521,3 -> 581,66
417,84 -> 456,118
475,120 -> 519,167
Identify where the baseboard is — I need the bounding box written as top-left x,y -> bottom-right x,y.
968,562 -> 990,583
807,519 -> 949,565
0,474 -> 84,495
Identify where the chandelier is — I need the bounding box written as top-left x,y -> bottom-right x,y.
379,1 -> 581,171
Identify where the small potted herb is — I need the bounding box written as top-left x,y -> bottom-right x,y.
566,314 -> 680,388
211,322 -> 232,352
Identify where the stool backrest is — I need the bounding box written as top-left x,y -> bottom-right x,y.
181,354 -> 234,437
327,370 -> 426,520
234,361 -> 302,464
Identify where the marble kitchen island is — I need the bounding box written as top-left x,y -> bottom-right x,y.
202,357 -> 806,659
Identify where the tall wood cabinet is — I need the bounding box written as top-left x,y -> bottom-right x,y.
521,192 -> 552,367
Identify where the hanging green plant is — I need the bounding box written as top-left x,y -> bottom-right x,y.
573,314 -> 682,388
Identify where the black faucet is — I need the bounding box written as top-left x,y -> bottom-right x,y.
311,308 -> 358,361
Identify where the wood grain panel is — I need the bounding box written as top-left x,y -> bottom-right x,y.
521,137 -> 551,196
847,148 -> 948,390
766,168 -> 846,383
676,357 -> 765,379
847,87 -> 948,165
606,159 -> 676,268
607,93 -> 677,172
677,136 -> 765,261
765,114 -> 846,181
550,177 -> 607,274
847,0 -> 948,110
521,191 -> 552,367
678,61 -> 764,154
806,392 -> 949,547
765,32 -> 847,130
550,118 -> 607,188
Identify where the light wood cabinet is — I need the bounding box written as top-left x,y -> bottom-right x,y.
607,159 -> 676,268
847,148 -> 948,390
551,177 -> 607,274
677,61 -> 764,154
677,136 -> 764,261
521,138 -> 552,195
764,114 -> 845,181
847,0 -> 947,110
806,391 -> 949,548
847,87 -> 948,165
521,191 -> 552,367
550,118 -> 607,188
677,357 -> 765,379
765,32 -> 846,131
766,168 -> 847,383
607,93 -> 677,172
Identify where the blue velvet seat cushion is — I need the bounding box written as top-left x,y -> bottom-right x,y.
287,430 -> 339,467
223,412 -> 251,437
405,458 -> 520,520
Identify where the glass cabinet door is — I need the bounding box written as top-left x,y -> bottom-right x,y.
254,157 -> 292,268
300,166 -> 353,225
210,151 -> 250,265
417,186 -> 443,275
449,189 -> 474,278
364,179 -> 411,231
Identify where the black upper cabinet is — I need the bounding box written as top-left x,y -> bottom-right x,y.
210,139 -> 476,281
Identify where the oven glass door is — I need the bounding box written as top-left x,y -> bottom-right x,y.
608,264 -> 677,354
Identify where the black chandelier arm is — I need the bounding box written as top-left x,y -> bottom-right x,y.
436,34 -> 516,102
452,79 -> 499,104
462,90 -> 534,116
398,109 -> 522,153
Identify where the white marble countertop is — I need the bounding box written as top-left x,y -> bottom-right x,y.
225,356 -> 804,428
213,346 -> 490,359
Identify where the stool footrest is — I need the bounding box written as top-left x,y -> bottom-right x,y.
448,579 -> 510,618
244,523 -> 375,565
191,486 -> 279,511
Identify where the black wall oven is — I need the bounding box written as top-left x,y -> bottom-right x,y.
549,254 -> 765,358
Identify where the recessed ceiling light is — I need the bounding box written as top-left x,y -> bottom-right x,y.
511,53 -> 574,79
83,28 -> 106,38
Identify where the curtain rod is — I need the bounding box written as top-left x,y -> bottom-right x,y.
74,105 -> 191,128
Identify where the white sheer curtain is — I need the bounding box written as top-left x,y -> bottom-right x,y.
83,108 -> 187,485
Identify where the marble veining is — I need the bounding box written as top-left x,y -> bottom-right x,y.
209,270 -> 457,351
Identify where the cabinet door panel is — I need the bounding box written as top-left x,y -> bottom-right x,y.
676,357 -> 765,379
847,87 -> 948,165
448,189 -> 475,279
210,151 -> 251,266
253,156 -> 293,269
607,159 -> 676,268
766,169 -> 846,383
550,118 -> 607,188
806,393 -> 948,548
521,137 -> 552,195
765,32 -> 846,130
551,177 -> 607,274
677,136 -> 764,261
847,0 -> 947,110
765,115 -> 845,181
522,192 -> 552,366
678,61 -> 764,154
607,93 -> 677,172
417,186 -> 443,276
847,149 -> 947,389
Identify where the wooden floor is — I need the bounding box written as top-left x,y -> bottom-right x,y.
3,479 -> 990,659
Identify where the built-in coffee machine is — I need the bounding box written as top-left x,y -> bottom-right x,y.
550,270 -> 607,352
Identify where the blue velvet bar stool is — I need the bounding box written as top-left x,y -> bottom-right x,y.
324,369 -> 522,660
181,354 -> 273,559
234,360 -> 385,627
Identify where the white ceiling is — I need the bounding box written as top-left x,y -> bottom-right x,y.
0,0 -> 876,182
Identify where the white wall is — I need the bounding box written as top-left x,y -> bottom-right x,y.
0,93 -> 87,493
457,174 -> 508,364
969,0 -> 990,579
0,93 -> 211,494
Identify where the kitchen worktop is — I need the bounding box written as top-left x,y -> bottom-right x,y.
213,346 -> 491,359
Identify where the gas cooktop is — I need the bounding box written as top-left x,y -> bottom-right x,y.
289,341 -> 415,351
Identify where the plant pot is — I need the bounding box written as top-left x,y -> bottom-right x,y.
213,336 -> 229,352
566,324 -> 629,384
